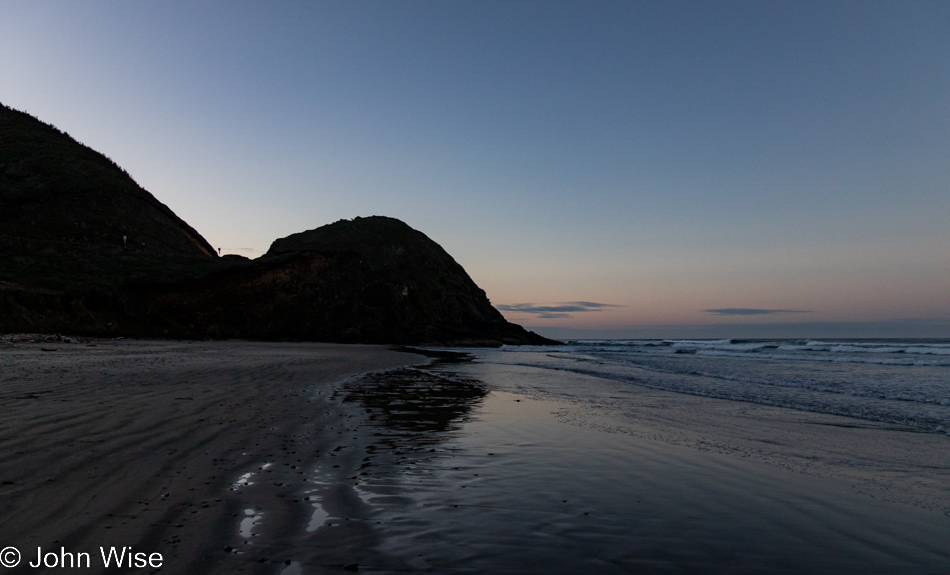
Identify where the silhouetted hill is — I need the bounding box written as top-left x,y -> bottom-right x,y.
0,105 -> 213,256
0,103 -> 219,294
136,217 -> 556,345
0,103 -> 558,346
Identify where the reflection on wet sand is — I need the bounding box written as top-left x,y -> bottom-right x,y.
294,350 -> 490,570
300,354 -> 950,574
343,352 -> 486,438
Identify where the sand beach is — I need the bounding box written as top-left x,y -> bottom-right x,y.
0,340 -> 424,573
1,340 -> 947,574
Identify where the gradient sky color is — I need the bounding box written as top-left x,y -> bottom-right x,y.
1,1 -> 948,338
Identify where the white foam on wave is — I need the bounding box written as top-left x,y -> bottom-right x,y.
799,341 -> 950,355
830,345 -> 909,354
544,357 -> 950,433
666,340 -> 772,353
905,346 -> 950,356
666,339 -> 733,346
695,349 -> 950,366
538,339 -> 950,434
574,338 -> 950,358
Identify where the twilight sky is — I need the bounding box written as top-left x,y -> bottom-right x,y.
1,1 -> 948,338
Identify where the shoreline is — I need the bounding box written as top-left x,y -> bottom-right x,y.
468,357 -> 950,514
2,340 -> 947,573
334,353 -> 950,573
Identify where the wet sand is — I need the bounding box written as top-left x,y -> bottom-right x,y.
0,340 -> 426,574
419,359 -> 950,573
1,341 -> 948,574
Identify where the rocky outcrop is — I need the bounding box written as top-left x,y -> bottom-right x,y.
0,103 -> 558,346
0,103 -> 215,260
137,217 -> 557,345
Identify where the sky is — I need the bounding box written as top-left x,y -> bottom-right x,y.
1,1 -> 948,338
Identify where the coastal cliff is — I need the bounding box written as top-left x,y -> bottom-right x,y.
0,103 -> 557,346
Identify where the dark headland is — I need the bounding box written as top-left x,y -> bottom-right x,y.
0,103 -> 557,346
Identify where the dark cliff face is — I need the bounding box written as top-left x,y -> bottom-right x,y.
0,103 -> 220,334
136,217 -> 557,345
0,104 -> 215,260
266,216 -> 511,338
0,103 -> 558,346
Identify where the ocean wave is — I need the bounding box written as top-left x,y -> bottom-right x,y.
569,339 -> 950,358
800,341 -> 950,355
664,339 -> 734,346
904,346 -> 950,356
504,358 -> 950,434
514,339 -> 950,434
694,349 -> 950,366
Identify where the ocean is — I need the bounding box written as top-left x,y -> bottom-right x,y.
488,338 -> 950,435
